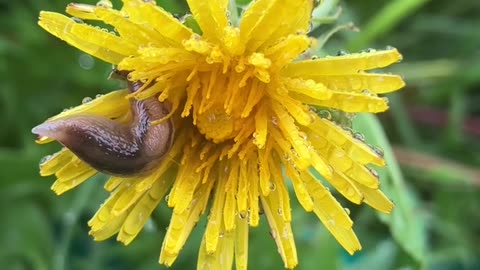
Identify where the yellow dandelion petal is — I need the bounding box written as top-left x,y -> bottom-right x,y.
160,181 -> 213,266
117,175 -> 175,245
89,184 -> 131,240
283,48 -> 403,76
47,89 -> 130,122
265,34 -> 311,71
285,164 -> 314,212
302,171 -> 361,254
354,183 -> 394,214
247,157 -> 260,227
325,171 -> 364,205
235,216 -> 249,270
186,0 -> 228,41
205,168 -> 227,253
198,224 -> 235,270
38,12 -> 136,64
66,3 -> 100,20
224,160 -> 239,231
240,0 -> 313,52
306,73 -> 405,94
94,7 -> 167,47
39,148 -> 73,176
283,77 -> 333,101
121,0 -> 193,44
260,195 -> 297,269
268,156 -> 292,222
51,156 -> 96,195
104,176 -> 123,192
168,150 -> 202,213
308,118 -> 385,166
111,178 -> 146,215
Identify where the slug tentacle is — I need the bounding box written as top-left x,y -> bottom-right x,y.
32,73 -> 174,176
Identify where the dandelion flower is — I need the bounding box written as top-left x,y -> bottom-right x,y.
33,0 -> 405,269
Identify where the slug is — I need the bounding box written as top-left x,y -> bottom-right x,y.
32,70 -> 174,176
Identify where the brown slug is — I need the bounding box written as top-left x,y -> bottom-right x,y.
32,71 -> 174,176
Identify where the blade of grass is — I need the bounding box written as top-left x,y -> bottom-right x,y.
347,0 -> 431,51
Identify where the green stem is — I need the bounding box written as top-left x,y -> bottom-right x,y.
228,0 -> 240,26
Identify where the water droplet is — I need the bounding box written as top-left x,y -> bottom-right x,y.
362,48 -> 376,53
336,50 -> 349,56
72,17 -> 84,24
271,116 -> 278,126
344,208 -> 351,215
238,211 -> 247,219
277,208 -> 283,216
268,182 -> 276,191
342,126 -> 354,135
164,194 -> 170,202
327,219 -> 336,226
361,89 -> 372,96
96,0 -> 113,8
298,131 -> 308,140
367,166 -> 379,179
39,155 -> 52,167
371,146 -> 384,157
82,97 -> 93,104
353,132 -> 365,142
78,54 -> 95,70
95,94 -> 103,98
335,150 -> 345,158
385,45 -> 395,51
310,55 -> 319,60
219,232 -> 225,238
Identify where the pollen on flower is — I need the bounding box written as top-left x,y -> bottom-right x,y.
34,0 -> 405,269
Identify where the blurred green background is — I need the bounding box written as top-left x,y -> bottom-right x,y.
1,0 -> 480,269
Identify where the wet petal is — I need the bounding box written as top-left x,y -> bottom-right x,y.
240,0 -> 313,52
283,48 -> 403,76
38,12 -> 136,64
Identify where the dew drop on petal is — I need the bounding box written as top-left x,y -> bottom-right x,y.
372,146 -> 384,157
39,155 -> 52,168
336,50 -> 349,56
96,0 -> 113,8
271,116 -> 278,126
72,17 -> 84,24
268,182 -> 276,191
238,211 -> 248,219
353,132 -> 365,142
82,97 -> 93,104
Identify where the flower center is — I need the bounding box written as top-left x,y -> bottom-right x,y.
183,34 -> 273,143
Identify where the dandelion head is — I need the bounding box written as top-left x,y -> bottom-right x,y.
33,0 -> 405,269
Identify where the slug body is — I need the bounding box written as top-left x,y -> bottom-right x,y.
32,74 -> 174,176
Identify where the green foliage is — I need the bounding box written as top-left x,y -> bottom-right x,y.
1,0 -> 479,269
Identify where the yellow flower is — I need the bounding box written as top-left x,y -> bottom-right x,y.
33,0 -> 405,269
